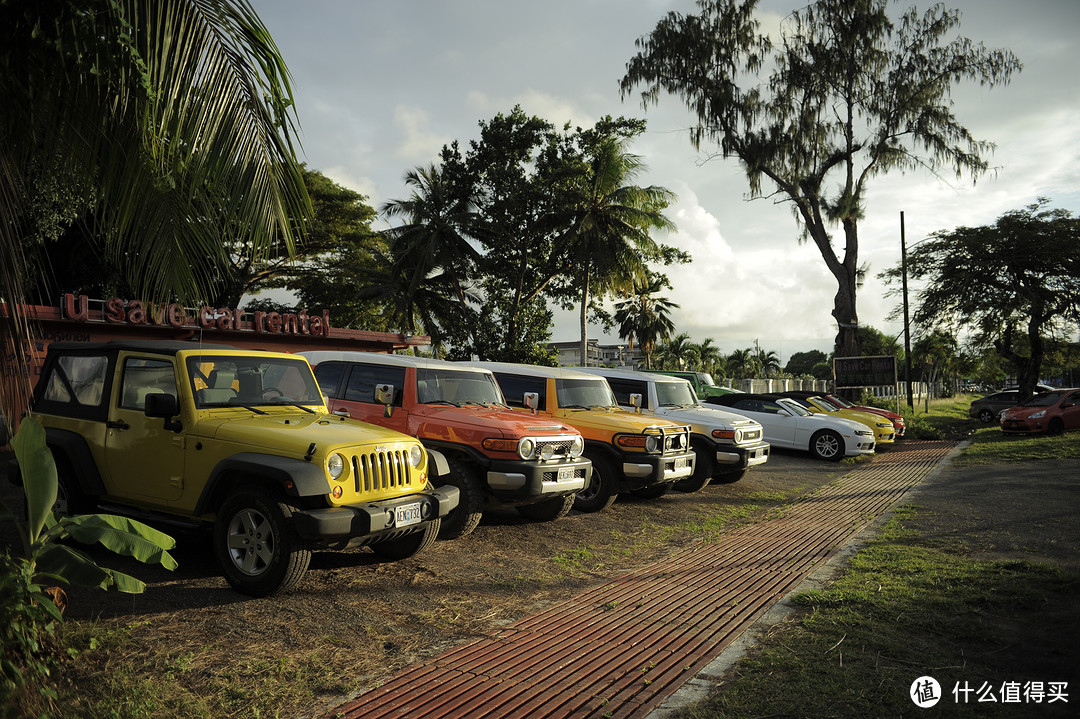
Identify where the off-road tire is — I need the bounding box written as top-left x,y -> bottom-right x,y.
52,454 -> 94,516
370,519 -> 440,560
629,483 -> 670,499
214,490 -> 311,597
516,494 -> 575,522
810,429 -> 844,462
437,458 -> 484,540
674,443 -> 713,493
573,455 -> 618,513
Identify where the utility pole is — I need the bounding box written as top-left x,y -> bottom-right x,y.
901,212 -> 914,410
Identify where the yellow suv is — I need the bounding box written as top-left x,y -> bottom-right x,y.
470,362 -> 695,512
20,340 -> 458,596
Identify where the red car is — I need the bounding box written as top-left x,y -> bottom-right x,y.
1000,388 -> 1080,435
783,391 -> 906,438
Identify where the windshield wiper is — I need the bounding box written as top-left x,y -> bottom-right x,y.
424,399 -> 460,407
265,401 -> 316,414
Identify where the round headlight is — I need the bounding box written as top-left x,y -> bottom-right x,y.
327,453 -> 346,480
645,435 -> 660,453
409,444 -> 424,468
518,438 -> 536,460
539,443 -> 555,461
570,435 -> 584,457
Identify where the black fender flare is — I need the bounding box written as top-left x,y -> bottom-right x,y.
195,452 -> 331,515
582,439 -> 623,466
419,440 -> 487,477
43,427 -> 107,496
425,447 -> 451,478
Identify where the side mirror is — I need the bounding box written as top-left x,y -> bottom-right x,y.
145,393 -> 183,433
523,392 -> 539,414
375,384 -> 394,418
629,393 -> 643,414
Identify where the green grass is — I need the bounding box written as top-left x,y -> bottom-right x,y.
954,426 -> 1080,465
675,512 -> 1078,718
673,403 -> 1080,719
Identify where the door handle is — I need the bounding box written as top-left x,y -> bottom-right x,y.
332,409 -> 350,418
107,419 -> 130,430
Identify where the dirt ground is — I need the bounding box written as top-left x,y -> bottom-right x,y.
2,444 -> 1077,717
1,449 -> 847,715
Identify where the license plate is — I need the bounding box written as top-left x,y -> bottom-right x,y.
557,467 -> 576,481
675,457 -> 690,470
395,502 -> 422,527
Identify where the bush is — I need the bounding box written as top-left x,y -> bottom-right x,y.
0,549 -> 64,718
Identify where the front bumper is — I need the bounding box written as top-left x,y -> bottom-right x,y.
620,449 -> 695,486
715,441 -> 771,469
485,457 -> 592,498
291,485 -> 459,540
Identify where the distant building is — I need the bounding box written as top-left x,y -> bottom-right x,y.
548,340 -> 642,368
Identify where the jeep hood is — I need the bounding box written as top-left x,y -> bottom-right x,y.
652,404 -> 763,433
194,410 -> 416,453
553,407 -> 684,435
416,405 -> 574,438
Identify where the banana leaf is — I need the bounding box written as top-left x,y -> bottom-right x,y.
61,514 -> 178,570
9,417 -> 57,545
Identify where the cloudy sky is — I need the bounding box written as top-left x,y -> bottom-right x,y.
254,0 -> 1080,362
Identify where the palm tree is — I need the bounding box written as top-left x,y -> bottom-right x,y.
755,348 -> 783,378
560,136 -> 675,366
2,0 -> 309,419
727,348 -> 758,379
613,274 -> 679,369
662,332 -> 699,371
695,338 -> 723,376
380,163 -> 481,314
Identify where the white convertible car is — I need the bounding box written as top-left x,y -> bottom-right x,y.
705,393 -> 875,461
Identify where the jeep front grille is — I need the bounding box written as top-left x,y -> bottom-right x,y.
352,450 -> 414,494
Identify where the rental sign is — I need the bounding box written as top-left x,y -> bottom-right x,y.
61,293 -> 331,337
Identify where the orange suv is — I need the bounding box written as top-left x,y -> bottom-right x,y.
469,362 -> 695,512
301,352 -> 592,538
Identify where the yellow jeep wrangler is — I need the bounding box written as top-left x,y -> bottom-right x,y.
19,340 -> 458,596
470,362 -> 695,512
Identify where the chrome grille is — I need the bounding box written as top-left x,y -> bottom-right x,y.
352,449 -> 414,494
534,438 -> 575,459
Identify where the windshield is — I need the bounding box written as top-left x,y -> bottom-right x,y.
809,397 -> 838,412
696,372 -> 717,387
416,368 -> 504,405
828,394 -> 852,408
555,378 -> 617,409
656,381 -> 698,407
1019,391 -> 1065,408
188,355 -> 322,409
778,398 -> 813,416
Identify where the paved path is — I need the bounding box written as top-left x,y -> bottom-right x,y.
321,441 -> 956,719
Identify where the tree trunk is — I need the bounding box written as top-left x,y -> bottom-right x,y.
578,266 -> 590,367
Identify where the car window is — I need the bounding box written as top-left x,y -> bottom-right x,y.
555,378 -> 617,409
654,380 -> 697,407
341,363 -> 406,407
187,355 -> 323,407
119,358 -> 177,411
42,354 -> 109,407
313,362 -> 347,398
1019,392 -> 1065,407
606,378 -> 650,407
493,373 -> 546,409
416,368 -> 504,405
